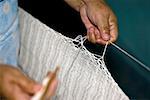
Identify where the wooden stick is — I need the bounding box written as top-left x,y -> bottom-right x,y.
40,67 -> 60,99
31,67 -> 60,100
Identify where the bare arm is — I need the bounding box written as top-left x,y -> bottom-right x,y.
64,0 -> 83,11
64,0 -> 118,45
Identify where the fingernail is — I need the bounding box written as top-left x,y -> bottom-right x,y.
89,27 -> 94,33
102,33 -> 110,41
34,84 -> 42,92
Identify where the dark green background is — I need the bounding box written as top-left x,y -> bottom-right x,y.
105,0 -> 150,99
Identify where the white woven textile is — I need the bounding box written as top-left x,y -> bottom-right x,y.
18,8 -> 129,100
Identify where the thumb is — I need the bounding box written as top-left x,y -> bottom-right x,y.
16,73 -> 42,94
109,12 -> 118,42
97,17 -> 110,41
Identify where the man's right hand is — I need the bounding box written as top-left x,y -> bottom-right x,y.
0,64 -> 42,100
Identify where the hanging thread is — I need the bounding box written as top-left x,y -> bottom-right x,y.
102,42 -> 109,59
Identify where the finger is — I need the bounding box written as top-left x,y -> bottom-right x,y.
45,78 -> 58,98
87,27 -> 96,43
79,4 -> 99,44
101,25 -> 110,41
15,73 -> 42,94
109,13 -> 118,42
96,38 -> 107,45
94,27 -> 101,40
11,84 -> 30,100
80,5 -> 94,29
96,16 -> 110,41
94,26 -> 108,45
43,72 -> 58,99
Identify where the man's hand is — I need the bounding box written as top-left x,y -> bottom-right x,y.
65,0 -> 118,45
80,0 -> 118,44
0,64 -> 58,100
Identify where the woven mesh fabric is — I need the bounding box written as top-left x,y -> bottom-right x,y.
18,8 -> 129,100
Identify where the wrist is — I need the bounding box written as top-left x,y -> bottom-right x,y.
83,0 -> 104,2
82,0 -> 105,5
64,0 -> 83,11
79,1 -> 85,9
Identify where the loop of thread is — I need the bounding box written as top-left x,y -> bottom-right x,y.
73,35 -> 108,60
71,35 -> 113,79
73,35 -> 87,46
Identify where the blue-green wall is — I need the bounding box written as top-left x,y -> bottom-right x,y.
105,0 -> 150,99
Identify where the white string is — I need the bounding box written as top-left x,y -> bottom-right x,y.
110,42 -> 150,72
73,35 -> 150,72
102,42 -> 109,59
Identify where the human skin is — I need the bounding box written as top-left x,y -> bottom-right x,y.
0,0 -> 118,99
0,64 -> 58,100
65,0 -> 118,45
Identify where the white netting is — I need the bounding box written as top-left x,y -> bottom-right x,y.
18,8 -> 129,100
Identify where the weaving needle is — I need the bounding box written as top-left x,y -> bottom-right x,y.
31,67 -> 60,100
41,67 -> 60,99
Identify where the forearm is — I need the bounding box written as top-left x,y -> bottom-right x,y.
64,0 -> 84,11
64,0 -> 105,12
